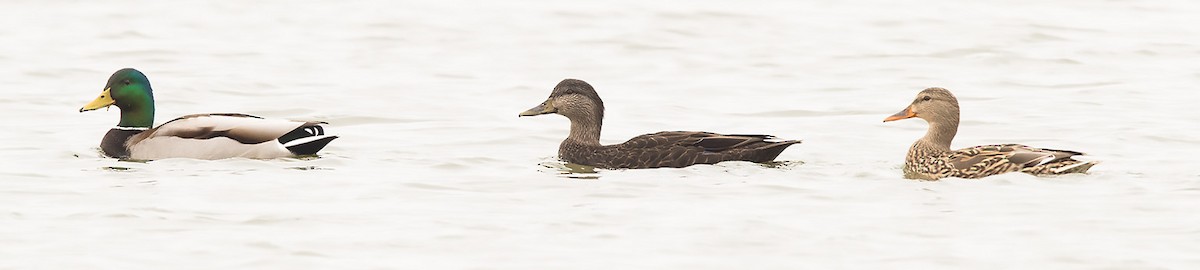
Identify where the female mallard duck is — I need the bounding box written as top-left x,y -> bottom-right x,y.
79,68 -> 338,160
883,87 -> 1097,180
519,79 -> 801,169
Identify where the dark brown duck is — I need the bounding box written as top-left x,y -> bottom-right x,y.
520,79 -> 801,169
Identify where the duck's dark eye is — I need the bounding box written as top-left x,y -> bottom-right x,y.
921,96 -> 932,101
122,79 -> 131,85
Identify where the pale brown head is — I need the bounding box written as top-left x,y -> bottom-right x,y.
883,87 -> 960,124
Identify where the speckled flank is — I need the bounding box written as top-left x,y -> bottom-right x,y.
906,143 -> 1098,180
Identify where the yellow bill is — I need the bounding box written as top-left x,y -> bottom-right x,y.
80,88 -> 115,112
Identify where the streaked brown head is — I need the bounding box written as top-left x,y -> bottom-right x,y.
519,79 -> 605,125
883,87 -> 959,123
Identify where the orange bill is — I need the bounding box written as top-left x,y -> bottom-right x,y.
883,106 -> 916,122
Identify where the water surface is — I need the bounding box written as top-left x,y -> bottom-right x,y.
1,0 -> 1198,269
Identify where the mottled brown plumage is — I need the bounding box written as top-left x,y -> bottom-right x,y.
521,79 -> 801,169
884,87 -> 1097,180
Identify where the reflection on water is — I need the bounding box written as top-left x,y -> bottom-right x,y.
539,159 -> 803,179
100,166 -> 136,172
540,161 -> 600,179
287,166 -> 330,171
758,160 -> 804,169
291,155 -> 323,161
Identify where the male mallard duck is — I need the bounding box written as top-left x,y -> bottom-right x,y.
79,68 -> 338,160
519,79 -> 801,169
883,87 -> 1097,180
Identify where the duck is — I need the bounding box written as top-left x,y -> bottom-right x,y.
883,87 -> 1097,180
79,68 -> 338,160
519,79 -> 801,169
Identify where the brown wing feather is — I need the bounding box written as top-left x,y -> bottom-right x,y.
561,131 -> 800,169
946,144 -> 1093,178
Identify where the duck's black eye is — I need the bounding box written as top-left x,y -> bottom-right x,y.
921,96 -> 932,101
122,79 -> 131,85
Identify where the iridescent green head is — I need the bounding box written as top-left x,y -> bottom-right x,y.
80,68 -> 156,128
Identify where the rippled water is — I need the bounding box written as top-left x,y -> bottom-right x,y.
2,0 -> 1199,269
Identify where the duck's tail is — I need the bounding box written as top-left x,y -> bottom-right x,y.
749,139 -> 802,162
278,123 -> 338,156
284,135 -> 339,155
1051,160 -> 1098,174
